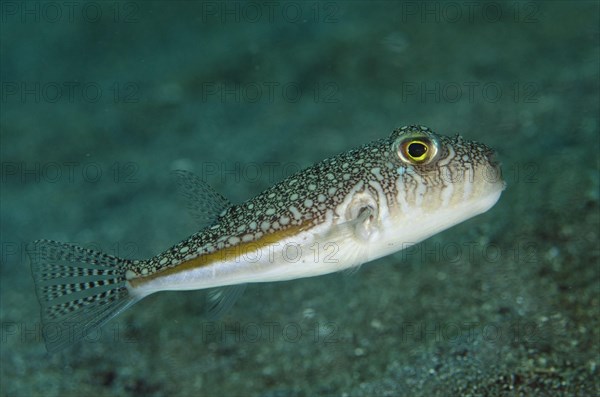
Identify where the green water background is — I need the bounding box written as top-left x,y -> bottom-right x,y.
1,2 -> 598,396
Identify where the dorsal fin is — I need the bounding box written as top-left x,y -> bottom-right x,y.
172,170 -> 231,227
173,170 -> 245,318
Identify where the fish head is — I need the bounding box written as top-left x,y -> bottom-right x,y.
386,125 -> 505,236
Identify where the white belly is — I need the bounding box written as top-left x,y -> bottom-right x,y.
131,188 -> 502,298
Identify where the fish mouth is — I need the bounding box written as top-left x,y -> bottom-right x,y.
484,149 -> 506,191
486,149 -> 501,168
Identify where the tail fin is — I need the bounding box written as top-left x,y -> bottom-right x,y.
28,240 -> 139,353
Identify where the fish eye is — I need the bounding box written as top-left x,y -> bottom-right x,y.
407,141 -> 428,159
397,136 -> 438,165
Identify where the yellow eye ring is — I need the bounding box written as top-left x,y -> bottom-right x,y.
405,140 -> 428,161
396,136 -> 439,165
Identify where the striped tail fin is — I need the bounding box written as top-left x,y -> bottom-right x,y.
28,240 -> 139,353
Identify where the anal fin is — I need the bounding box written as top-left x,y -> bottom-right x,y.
205,284 -> 247,320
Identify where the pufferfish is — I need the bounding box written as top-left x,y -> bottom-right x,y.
29,125 -> 505,352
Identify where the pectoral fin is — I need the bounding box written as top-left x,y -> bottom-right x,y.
313,205 -> 378,273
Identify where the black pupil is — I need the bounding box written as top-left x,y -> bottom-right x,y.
408,142 -> 427,158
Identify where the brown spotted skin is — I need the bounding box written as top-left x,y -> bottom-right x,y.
128,137 -> 391,277
127,125 -> 497,277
